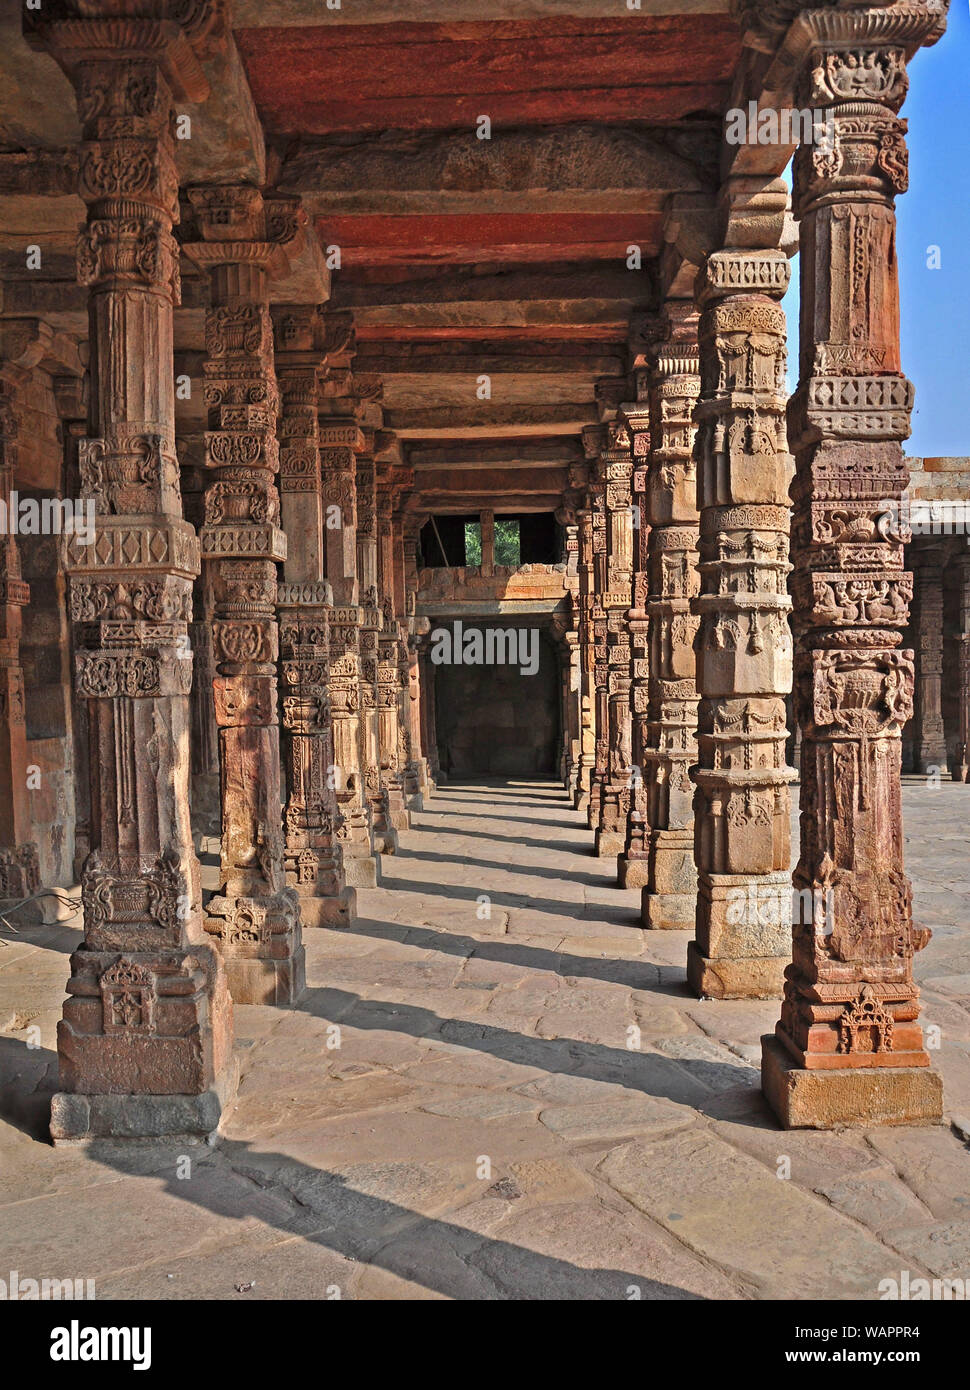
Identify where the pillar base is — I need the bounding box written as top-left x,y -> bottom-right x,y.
761,1035 -> 944,1129
50,1059 -> 239,1145
617,854 -> 650,889
594,828 -> 626,857
296,887 -> 357,929
642,889 -> 694,931
223,947 -> 306,1007
342,851 -> 379,888
687,939 -> 786,1000
371,825 -> 399,855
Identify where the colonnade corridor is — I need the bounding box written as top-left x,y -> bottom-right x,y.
1,776 -> 968,1300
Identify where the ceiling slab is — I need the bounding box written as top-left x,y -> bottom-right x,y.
235,17 -> 740,135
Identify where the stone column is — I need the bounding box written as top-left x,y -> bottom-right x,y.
632,306 -> 702,926
272,304 -> 356,927
574,502 -> 597,812
184,185 -> 304,1006
617,382 -> 651,888
953,557 -> 970,783
355,443 -> 396,852
28,5 -> 236,1141
763,3 -> 946,1127
418,640 -> 442,787
402,518 -> 429,805
0,353 -> 40,915
689,182 -> 796,999
912,549 -> 947,774
376,469 -> 410,831
318,414 -> 379,887
594,407 -> 636,856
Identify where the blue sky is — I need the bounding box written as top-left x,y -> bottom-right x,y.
783,8 -> 969,458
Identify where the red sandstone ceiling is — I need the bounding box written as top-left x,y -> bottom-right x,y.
234,17 -> 741,135
313,213 -> 663,268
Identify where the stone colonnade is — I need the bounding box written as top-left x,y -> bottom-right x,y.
11,0 -> 947,1139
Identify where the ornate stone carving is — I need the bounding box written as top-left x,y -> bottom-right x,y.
763,6 -> 946,1129
689,229 -> 796,1000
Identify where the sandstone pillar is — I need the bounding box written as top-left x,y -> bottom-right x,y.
626,307 -> 702,924
402,519 -> 429,805
594,410 -> 635,857
355,445 -> 396,853
184,186 -> 304,1006
272,304 -> 356,927
763,3 -> 946,1127
318,413 -> 379,887
912,550 -> 947,774
953,557 -> 970,783
28,5 -> 236,1141
376,469 -> 410,831
574,502 -> 598,812
0,352 -> 40,915
689,184 -> 796,999
617,379 -> 651,887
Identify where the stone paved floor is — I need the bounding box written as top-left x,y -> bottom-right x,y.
1,777 -> 969,1300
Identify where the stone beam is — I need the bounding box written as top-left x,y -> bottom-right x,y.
329,266 -> 655,339
278,125 -> 717,216
409,440 -> 583,471
385,404 -> 596,439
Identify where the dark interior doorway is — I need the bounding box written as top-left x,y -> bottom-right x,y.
433,621 -> 560,777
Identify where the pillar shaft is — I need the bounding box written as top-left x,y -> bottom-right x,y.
185,185 -> 304,1005
689,203 -> 796,999
318,416 -> 379,887
954,559 -> 970,783
630,307 -> 702,924
0,363 -> 39,906
913,552 -> 947,773
30,9 -> 236,1141
763,3 -> 946,1127
574,504 -> 597,812
273,305 -> 356,927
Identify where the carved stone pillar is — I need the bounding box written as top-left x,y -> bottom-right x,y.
184,185 -> 304,1006
0,356 -> 40,914
376,471 -> 410,831
594,410 -> 635,856
318,415 -> 379,887
631,306 -> 702,925
402,519 -> 429,805
418,640 -> 441,787
356,448 -> 396,852
616,370 -> 651,888
28,5 -> 237,1141
574,503 -> 597,812
272,305 -> 356,927
912,549 -> 947,774
953,557 -> 970,783
689,187 -> 796,999
763,4 -> 946,1127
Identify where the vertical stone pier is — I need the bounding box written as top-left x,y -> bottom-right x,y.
763,2 -> 946,1127
689,181 -> 796,999
273,304 -> 356,927
28,4 -> 237,1140
641,305 -> 702,927
184,185 -> 304,1006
